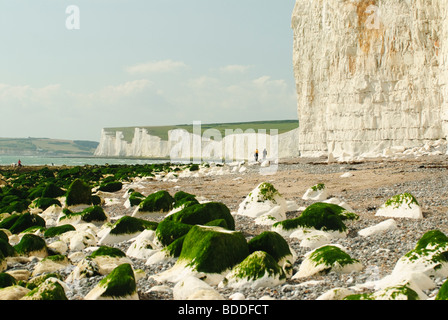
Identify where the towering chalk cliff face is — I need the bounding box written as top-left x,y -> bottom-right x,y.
292,0 -> 448,158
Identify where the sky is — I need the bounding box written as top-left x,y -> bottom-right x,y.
0,0 -> 298,142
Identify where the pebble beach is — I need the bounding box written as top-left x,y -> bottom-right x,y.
2,154 -> 448,301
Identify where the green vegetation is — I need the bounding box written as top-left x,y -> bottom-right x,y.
14,234 -> 48,256
104,119 -> 299,142
23,278 -> 68,300
224,251 -> 286,284
384,193 -> 419,209
256,182 -> 281,203
248,231 -> 291,262
345,284 -> 419,300
273,202 -> 358,233
97,263 -> 136,298
0,137 -> 98,156
138,190 -> 174,213
65,179 -> 92,206
166,202 -> 235,230
178,225 -> 249,274
309,245 -> 360,273
109,216 -> 157,235
89,246 -> 126,259
311,183 -> 325,192
44,224 -> 76,238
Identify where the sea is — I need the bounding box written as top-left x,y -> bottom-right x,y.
0,155 -> 171,167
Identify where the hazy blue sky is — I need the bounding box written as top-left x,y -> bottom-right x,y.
0,0 -> 297,141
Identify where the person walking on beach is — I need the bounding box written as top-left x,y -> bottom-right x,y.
254,149 -> 259,162
263,148 -> 267,160
17,159 -> 22,167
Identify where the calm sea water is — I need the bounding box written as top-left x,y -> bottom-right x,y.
0,155 -> 170,167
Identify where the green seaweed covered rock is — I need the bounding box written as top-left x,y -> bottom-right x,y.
166,202 -> 235,230
126,191 -> 146,207
58,205 -> 108,226
219,251 -> 287,289
133,190 -> 174,216
21,278 -> 67,300
30,197 -> 61,211
88,246 -> 132,275
84,263 -> 138,300
99,181 -> 123,193
272,202 -> 358,237
392,230 -> 448,279
155,219 -> 193,247
14,234 -> 48,258
173,191 -> 199,209
292,245 -> 362,279
0,272 -> 17,288
0,212 -> 46,234
44,224 -> 76,238
178,225 -> 249,275
248,231 -> 294,276
344,284 -> 420,300
98,216 -> 157,245
65,179 -> 92,207
436,279 -> 448,300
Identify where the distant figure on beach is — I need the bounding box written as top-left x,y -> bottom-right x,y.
263,148 -> 267,160
17,159 -> 22,167
254,149 -> 259,162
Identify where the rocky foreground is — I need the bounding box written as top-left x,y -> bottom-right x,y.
1,155 -> 448,302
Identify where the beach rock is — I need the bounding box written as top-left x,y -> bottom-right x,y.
436,279 -> 448,300
272,202 -> 358,237
32,255 -> 70,276
302,183 -> 328,201
392,230 -> 448,279
173,276 -> 225,300
152,225 -> 249,285
154,219 -> 192,248
0,212 -> 46,235
98,215 -> 157,245
316,287 -> 355,300
165,202 -> 235,230
124,191 -> 145,208
126,229 -> 157,259
292,245 -> 362,279
84,263 -> 138,300
88,246 -> 132,276
0,285 -> 30,300
132,190 -> 174,217
0,272 -> 17,288
358,219 -> 398,237
44,224 -> 76,238
21,277 -> 68,300
345,283 -> 424,300
237,182 -> 287,224
59,228 -> 98,251
376,193 -> 423,219
14,234 -> 48,258
247,231 -> 295,276
65,179 -> 92,207
98,181 -> 123,193
219,251 -> 287,290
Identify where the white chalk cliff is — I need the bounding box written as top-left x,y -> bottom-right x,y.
292,0 -> 448,159
94,127 -> 301,161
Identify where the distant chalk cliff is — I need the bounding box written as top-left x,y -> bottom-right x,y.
94,126 -> 301,161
